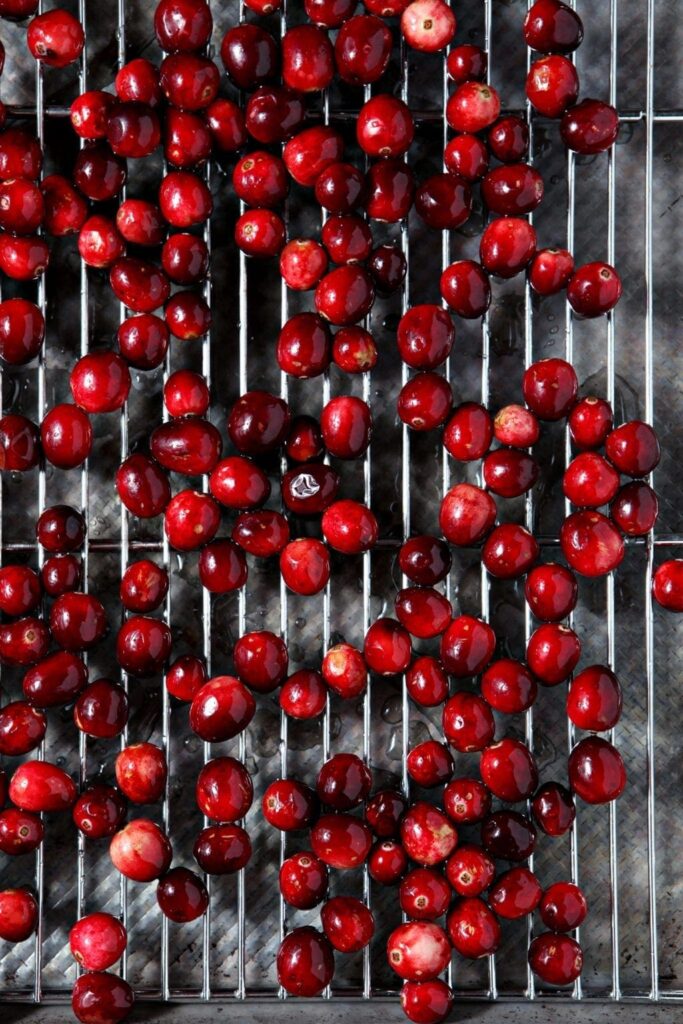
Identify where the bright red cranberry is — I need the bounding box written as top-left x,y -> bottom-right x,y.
120,560 -> 168,614
357,94 -> 414,158
416,172 -> 472,230
106,102 -> 161,159
189,675 -> 255,741
163,371 -> 209,419
282,24 -> 334,92
444,778 -> 491,825
561,99 -> 619,154
262,778 -> 317,831
197,756 -> 253,822
489,866 -> 542,920
0,615 -> 49,664
280,539 -> 330,595
285,415 -> 325,461
399,868 -> 451,921
440,615 -> 496,677
110,818 -> 172,882
447,897 -> 501,959
157,867 -> 208,922
9,759 -> 76,813
529,248 -> 575,295
0,888 -> 38,942
315,265 -> 374,326
116,58 -> 162,106
70,352 -> 131,414
401,979 -> 454,1024
568,261 -> 622,317
70,913 -> 127,971
205,97 -> 247,152
320,395 -> 372,459
492,405 -> 539,449
532,781 -> 576,836
322,643 -> 367,699
322,214 -> 373,265
116,454 -> 170,518
210,456 -> 269,511
35,506 -> 75,553
482,163 -> 544,217
366,158 -> 415,222
159,170 -> 212,229
311,812 -> 372,869
0,565 -> 41,617
279,670 -> 327,720
0,127 -> 42,180
442,692 -> 495,752
40,403 -> 92,469
280,239 -> 327,291
523,358 -> 578,420
653,560 -> 683,612
444,134 -> 489,182
364,0 -> 408,11
116,199 -> 164,246
283,126 -> 344,188
335,15 -> 392,85
406,656 -> 449,708
0,700 -> 46,755
333,326 -> 378,376
446,843 -> 495,897
280,851 -> 328,909
201,540 -> 251,599
0,233 -> 50,280
401,802 -> 458,865
245,86 -> 305,144
233,631 -> 287,693
440,259 -> 491,319
529,932 -> 583,985
447,43 -> 487,83
569,736 -> 626,804
0,178 -> 43,235
401,0 -> 455,51
564,451 -> 620,507
399,535 -> 451,586
369,839 -> 409,884
321,896 -> 374,953
483,523 -> 539,579
154,0 -> 211,51
397,304 -> 454,371
27,8 -> 83,66
161,233 -> 208,285
49,592 -> 106,651
0,807 -> 44,855
165,654 -> 206,702
118,314 -> 169,370
232,510 -> 290,558
606,420 -> 660,477
221,24 -> 278,89
398,373 -> 453,431
159,53 -> 219,110
115,742 -> 167,804
322,499 -> 378,555
526,622 -> 580,685
151,415 -> 220,474
277,312 -> 331,378
447,82 -> 501,133
70,90 -> 116,139
481,810 -> 536,861
193,824 -> 252,875
540,881 -> 587,932
484,450 -> 539,499
41,555 -> 81,596
395,587 -> 452,639
525,562 -> 578,621
71,972 -> 134,1024
407,740 -> 453,788
561,509 -> 625,576
526,55 -> 579,117
72,785 -> 126,839
480,737 -> 538,802
443,403 -> 491,461
366,789 -> 406,838
481,658 -> 537,714
228,390 -> 290,455
235,208 -> 286,258
0,297 -> 44,365
277,927 -> 335,997
74,679 -> 129,739
116,615 -> 172,676
480,217 -> 536,278
23,650 -> 87,707
364,617 -> 412,676
611,481 -> 658,535
164,489 -> 220,550
78,215 -> 126,269
524,0 -> 584,52
305,0 -> 355,25
388,921 -> 451,980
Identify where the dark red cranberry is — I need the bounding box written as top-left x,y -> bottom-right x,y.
399,868 -> 451,921
532,782 -> 576,836
652,560 -> 683,612
285,415 -> 325,461
606,420 -> 660,477
333,326 -> 378,374
369,839 -> 408,884
9,759 -> 77,813
277,928 -> 334,997
110,257 -> 170,314
442,691 -> 495,752
397,304 -> 454,371
311,812 -> 372,869
118,314 -> 169,370
190,675 -> 255,742
398,372 -> 453,431
399,536 -> 451,586
0,178 -> 43,235
0,807 -> 44,855
523,358 -> 578,421
561,99 -> 619,154
611,481 -> 658,535
366,158 -> 415,222
0,701 -> 46,756
116,58 -> 162,106
483,521 -> 546,578
27,8 -> 84,66
283,126 -> 344,188
529,248 -> 575,295
484,451 -> 540,498
366,789 -> 406,838
165,654 -> 207,702
525,562 -> 578,621
37,505 -> 85,554
387,921 -> 452,980
0,128 -> 42,181
115,742 -> 167,804
447,82 -> 501,133
70,352 -> 130,414
280,239 -> 327,291
0,616 -> 49,664
444,134 -> 489,182
305,0 -> 355,26
70,90 -> 116,139
569,736 -> 626,804
0,888 -> 38,942
480,738 -> 538,802
78,216 -> 126,269
447,43 -> 487,83
481,658 -> 537,714
480,217 -> 536,278
439,483 -> 497,546
322,214 -> 373,265
116,199 -> 164,246
245,86 -> 305,144
262,778 -> 317,832
526,622 -> 581,685
368,244 -> 407,296
489,115 -> 529,162
72,785 -> 126,839
279,670 -> 327,720
281,540 -> 331,595
568,261 -> 622,317
165,287 -> 212,336
315,164 -> 367,217
444,403 -> 492,461
40,403 -> 92,469
282,24 -> 334,92
322,499 -> 378,554
395,587 -> 452,639
482,162 -> 544,215
50,592 -> 107,651
320,395 -> 372,458
0,297 -> 44,365
406,656 -> 449,707
440,259 -> 491,319
407,740 -> 453,788
400,802 -> 458,866
357,94 -> 414,158
116,454 -> 170,518
159,53 -> 219,110
280,851 -> 328,909
446,843 -> 495,897
151,415 -> 220,474
440,615 -> 496,677
321,896 -> 374,953
0,565 -> 41,617
524,0 -> 584,53
23,650 -> 88,707
157,867 -> 208,922
489,866 -> 542,920
232,510 -> 290,558
210,456 -> 269,511
228,390 -> 290,455
71,972 -> 133,1024
401,979 -> 454,1024
529,933 -> 583,985
233,631 -> 287,694
0,233 -> 50,280
560,509 -> 625,576
281,462 -> 339,516
165,489 -> 220,550
161,233 -> 208,285
233,150 -> 288,209
322,643 -> 367,699
415,173 -> 471,230
73,143 -> 126,202
541,881 -> 587,932
364,617 -> 412,676
197,756 -> 253,823
204,97 -> 247,152
277,312 -> 331,378
106,102 -> 161,159
447,897 -> 501,959
69,913 -> 127,972
109,818 -> 172,881
154,0 -> 212,51
221,24 -> 278,90
193,824 -> 252,875
74,679 -> 129,739
116,615 -> 172,676
335,15 -> 392,85
526,55 -> 579,117
444,778 -> 491,825
481,810 -> 536,861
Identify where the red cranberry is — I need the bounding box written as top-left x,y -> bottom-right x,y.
235,208 -> 285,259
561,99 -> 619,154
234,630 -> 287,693
110,257 -> 170,314
320,395 -> 372,458
560,509 -> 625,576
416,173 -> 471,230
440,259 -> 491,319
606,420 -> 660,477
489,116 -> 530,163
523,358 -> 578,421
116,199 -> 164,246
0,297 -> 44,365
159,53 -> 220,110
41,555 -> 80,596
443,692 -> 495,752
0,888 -> 38,942
280,851 -> 328,909
335,15 -> 392,85
446,843 -> 495,897
221,24 -> 278,90
78,216 -> 126,269
161,233 -> 208,285
480,737 -> 538,802
387,921 -> 451,980
159,170 -> 212,229
407,740 -> 453,788
280,539 -> 330,595
277,312 -> 331,378
369,245 -> 407,297
399,868 -> 451,921
245,86 -> 305,144
0,564 -> 41,617
322,643 -> 367,699
482,163 -> 544,217
50,592 -> 107,651
0,233 -> 49,280
116,58 -> 162,106
399,535 -> 451,586
526,622 -> 580,685
232,510 -> 290,558
72,785 -> 125,839
526,55 -> 579,117
529,933 -> 583,985
70,352 -> 131,414
116,454 -> 170,518
398,372 -> 452,431
569,736 -> 626,804
277,928 -> 334,997
484,450 -> 539,498
9,759 -> 76,813
447,897 -> 501,959
652,560 -> 683,612
357,94 -> 414,158
154,0 -> 212,51
525,562 -> 578,621
492,405 -> 539,449
163,370 -> 209,418
611,481 -> 658,535
569,398 -> 613,450
322,499 -> 378,554
165,654 -> 206,702
70,913 -> 127,971
210,456 -> 269,511
107,102 -> 161,159
193,824 -> 252,875
197,756 -> 253,822
115,742 -> 167,805
401,0 -> 455,51
305,0 -> 355,26
73,142 -> 126,202
364,617 -> 412,676
395,587 -> 452,639
406,656 -> 449,707
164,489 -> 220,550
151,415 -> 220,473
281,462 -> 339,516
481,658 -> 537,714
282,24 -> 334,92
447,82 -> 501,133
23,650 -> 87,707
118,314 -> 169,370
444,134 -> 488,182
481,810 -> 536,861
322,214 -> 373,265
189,676 -> 255,742
110,818 -> 172,882
41,403 -> 92,469
482,523 -> 539,579
280,239 -> 327,291
74,679 -> 129,739
444,778 -> 491,825
199,538 -> 248,594
529,248 -> 575,295
311,812 -> 373,869
157,867 -> 208,922
27,8 -> 84,66
315,265 -> 374,326
165,110 -> 210,165
397,304 -> 454,371
447,43 -> 487,83
366,789 -> 406,838
364,0 -> 408,11
283,126 -> 344,188
116,615 -> 172,676
443,403 -> 491,461
71,972 -> 134,1024
524,0 -> 584,53
205,98 -> 247,152
0,807 -> 44,855
564,451 -> 620,507
0,615 -> 49,664
401,980 -> 454,1024
532,781 -> 576,836
0,128 -> 42,181
369,839 -> 408,884
285,415 -> 325,461
120,560 -> 168,614
228,390 -> 290,455
400,802 -> 458,865
568,261 -> 622,317
0,178 -> 43,235
540,881 -> 587,932
71,90 -> 116,139
366,158 -> 415,222
262,778 -> 316,831
489,866 -> 542,920
480,217 -> 536,278
322,896 -> 374,952
279,670 -> 327,720
0,700 -> 46,755
440,615 -> 496,677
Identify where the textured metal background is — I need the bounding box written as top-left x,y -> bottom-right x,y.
0,0 -> 682,1013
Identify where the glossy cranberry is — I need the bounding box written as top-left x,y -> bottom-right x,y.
280,239 -> 327,292
9,759 -> 76,813
483,523 -> 539,580
161,235 -> 208,287
198,538 -> 247,595
322,499 -> 378,555
152,415 -> 219,474
72,785 -> 126,839
164,109 -> 212,167
228,390 -> 290,455
159,171 -> 212,230
285,415 -> 325,462
523,358 -> 578,421
245,86 -> 305,144
532,781 -> 576,836
281,539 -> 330,595
204,97 -> 246,152
489,866 -> 542,920
221,24 -> 278,89
481,659 -> 537,714
568,261 -> 623,318
653,560 -> 683,612
49,593 -> 104,652
388,921 -> 451,980
209,457 -> 268,512
164,489 -> 220,550
332,331 -> 377,379
319,897 -> 373,955
283,126 -> 344,188
159,52 -> 219,110
120,561 -> 168,614
110,257 -> 170,314
262,778 -> 316,831
189,676 -> 255,741
401,979 -> 454,1024
491,408 -> 538,452
280,851 -> 328,909
27,8 -> 83,66
305,0 -> 355,25
481,810 -> 536,861
0,178 -> 43,235
0,888 -> 38,943
395,587 -> 452,639
322,643 -> 367,699
277,312 -> 331,379
611,481 -> 658,535
446,843 -> 495,898
480,217 -> 536,278
541,881 -> 587,932
193,824 -> 252,875
564,451 -> 620,508
404,656 -> 447,708
366,158 -> 415,222
442,692 -> 495,753
561,99 -> 619,154
73,143 -> 126,202
165,654 -> 207,702
70,352 -> 130,415
525,563 -> 576,621
70,913 -> 127,971
281,463 -> 339,516
116,58 -> 161,106
398,372 -> 452,431
447,897 -> 501,959
526,55 -> 579,118
280,670 -> 327,720
406,740 -> 453,788
40,404 -> 91,469
71,90 -> 116,139
399,868 -> 451,921
444,43 -> 484,82
0,128 -> 42,181
335,15 -> 391,85
115,199 -> 164,247
0,700 -> 46,756
0,298 -> 44,366
116,454 -> 170,519
157,867 -> 208,923
118,314 -> 169,370
369,839 -> 409,884
443,403 -> 491,461
440,615 -> 496,677
398,536 -> 451,587
233,152 -> 287,210
74,679 -> 129,739
363,617 -> 411,676
364,0 -> 408,12
197,756 -> 253,822
322,214 -> 373,265
106,102 -> 161,160
0,565 -> 41,617
115,742 -> 167,805
480,737 -> 538,803
529,248 -> 575,296
311,812 -> 372,869
415,173 -> 471,231
109,819 -> 172,883
277,928 -> 334,997
232,510 -> 290,558
23,650 -> 87,708
529,932 -> 583,985
527,622 -> 580,685
116,615 -> 172,676
443,779 -> 491,826
71,971 -> 134,1024
524,0 -> 584,52
281,24 -> 334,92
561,509 -> 625,576
41,554 -> 80,596
321,395 -> 372,459
401,0 -> 455,51
606,420 -> 660,477
401,802 -> 457,866
0,808 -> 44,855
366,789 -> 406,838
78,216 -> 125,269
569,736 -> 626,804
233,631 -> 288,693
154,0 -> 211,51
447,82 -> 501,133
443,134 -> 488,182
316,264 -> 375,326
397,305 -> 454,371
482,162 -> 544,216
487,120 -> 528,168
440,259 -> 491,319
357,94 -> 414,159
0,232 -> 49,280
0,615 -> 49,664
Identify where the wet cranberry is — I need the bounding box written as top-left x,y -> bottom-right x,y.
0,565 -> 41,617
541,881 -> 587,932
480,738 -> 538,802
280,539 -> 330,595
118,314 -> 169,370
487,117 -> 529,165
606,420 -> 660,477
0,807 -> 44,855
321,395 -> 372,459
154,0 -> 211,51
652,560 -> 683,612
322,214 -> 373,265
399,868 -> 451,921
440,259 -> 491,319
532,781 -> 576,836
74,679 -> 129,739
447,82 -> 501,133
197,757 -> 253,822
401,979 -> 454,1024
262,778 -> 316,831
115,742 -> 167,805
481,810 -> 536,861
369,839 -> 409,884
480,217 -> 536,278
443,778 -> 491,825
400,802 -> 458,865
569,736 -> 626,804
322,643 -> 367,699
416,172 -> 471,230
483,164 -> 544,217
526,55 -> 579,117
221,24 -> 278,89
189,676 -> 255,742
166,113 -> 213,172
161,233 -> 209,286
357,94 -> 414,158
447,43 -> 487,83
280,239 -> 327,291
193,824 -> 252,875
110,818 -> 172,882
397,305 -> 454,371
280,670 -> 327,720
566,663 -> 623,732
481,658 -> 537,714
0,178 -> 43,235
71,972 -> 134,1024
2,412 -> 40,465
233,630 -> 287,694
446,843 -> 495,897
483,523 -> 539,579
526,623 -> 580,685
285,415 -> 325,461
529,248 -> 575,296
163,370 -> 209,418
40,403 -> 92,469
116,454 -> 170,518
561,99 -> 619,154
70,913 -> 127,971
568,398 -> 612,451
71,91 -> 116,139
489,866 -> 542,920
209,456 -> 269,512
523,358 -> 578,421
73,142 -> 126,203
280,851 -> 328,909
388,921 -> 451,981
311,812 -> 372,869
277,928 -> 335,997
116,615 -> 172,676
611,481 -> 658,535
159,53 -> 219,110
0,701 -> 46,755
116,58 -> 162,106
399,536 -> 451,586
72,785 -> 126,839
116,199 -> 164,246
447,898 -> 501,959
282,24 -> 334,92
50,592 -> 105,651
398,373 -> 453,431
228,390 -> 290,455
443,403 -> 491,461
568,261 -> 622,318
0,615 -> 49,664
23,651 -> 87,708
120,560 -> 168,614
440,615 -> 496,677
283,126 -> 344,188
245,86 -> 305,144
305,0 -> 355,25
524,0 -> 584,53
406,656 -> 449,707
70,352 -> 131,415
152,415 -> 220,473
282,462 -> 339,516
205,97 -> 247,152
484,450 -> 539,499
442,692 -> 495,752
321,896 -> 374,954
560,509 -> 625,576
232,510 -> 290,558
322,499 -> 378,554
525,563 -> 578,621
401,0 -> 455,51
444,134 -> 489,183
157,867 -> 208,922
164,489 -> 220,550
407,740 -> 453,788
110,257 -> 170,314
106,102 -> 161,159
0,888 -> 38,942
235,208 -> 285,258
335,15 -> 392,85
315,265 -> 375,326
277,312 -> 331,378
27,8 -> 83,66
366,789 -> 406,838
78,216 -> 125,269
0,297 -> 44,366
165,654 -> 206,702
159,170 -> 212,229
367,246 -> 406,298
529,933 -> 583,985
366,158 -> 415,222
395,587 -> 452,639
364,617 -> 412,676
41,555 -> 81,596
9,759 -> 76,813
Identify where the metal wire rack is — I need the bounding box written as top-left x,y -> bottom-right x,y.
0,0 -> 682,1016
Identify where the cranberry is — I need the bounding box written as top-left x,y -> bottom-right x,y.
402,0 -> 455,50
305,0 -> 355,26
606,420 -> 660,477
569,736 -> 626,804
397,305 -> 454,371
387,921 -> 451,980
157,867 -> 208,922
233,630 -> 288,693
0,615 -> 49,664
277,312 -> 331,378
446,843 -> 495,898
0,233 -> 50,280
74,679 -> 129,739
120,561 -> 168,614
364,0 -> 408,11
526,55 -> 579,117
368,245 -> 406,298
232,510 -> 290,558
281,462 -> 339,516
440,259 -> 491,319
70,913 -> 127,971
23,650 -> 87,708
532,781 -> 576,836
262,778 -> 317,832
78,216 -> 126,269
523,358 -> 578,421
321,395 -> 372,459
0,128 -> 42,181
0,888 -> 38,942
444,134 -> 489,182
322,214 -> 373,265
280,538 -> 330,595
115,742 -> 167,804
398,372 -> 453,431
480,217 -> 536,278
163,371 -> 209,419
525,562 -> 578,621
154,0 -> 212,51
280,239 -> 327,291
399,868 -> 451,920
160,53 -> 219,110
152,415 -> 220,473
228,390 -> 290,455
193,824 -> 252,874
526,622 -> 580,685
205,98 -> 247,152
401,980 -> 454,1024
447,897 -> 501,959
106,102 -> 160,159
50,592 -> 106,651
529,248 -> 575,296
191,691 -> 247,754
164,489 -> 220,550
42,555 -> 81,596
280,670 -> 327,720
335,15 -> 392,85
560,509 -> 625,576
110,818 -> 173,882
165,654 -> 207,702
280,850 -> 328,909
447,43 -> 487,83
415,173 -> 472,231
485,450 -> 539,499
73,143 -> 126,202
489,866 -> 542,920
277,928 -> 335,997
481,810 -> 536,861
197,757 -> 253,822
0,298 -> 44,365
366,789 -> 406,837
321,896 -> 374,952
443,403 -> 491,462
235,208 -> 285,259
480,737 -> 538,803
110,257 -> 170,314
322,643 -> 367,699
198,534 -> 248,593
116,615 -> 172,676
221,24 -> 278,89
282,24 -> 334,92
540,881 -> 587,932
366,159 -> 415,222
447,82 -> 501,133
440,615 -> 496,677
364,617 -> 412,676
27,8 -> 84,66
0,807 -> 44,855
71,90 -> 116,139
209,456 -> 269,511
311,812 -> 372,869
245,86 -> 305,144
285,415 -> 325,461
399,536 -> 451,586
395,587 -> 452,639
283,126 -> 344,188
406,656 -> 449,708
561,99 -> 619,154
524,0 -> 584,52
72,785 -> 125,840
118,314 -> 169,370
322,499 -> 378,554
481,658 -> 537,714
568,261 -> 622,317
528,933 -> 583,985
611,481 -> 658,535
564,451 -> 620,508
70,352 -> 131,415
369,839 -> 408,884
71,972 -> 134,1024
116,58 -> 162,107
116,199 -> 164,246
159,170 -> 212,229
487,118 -> 529,166
315,265 -> 375,326
116,454 -> 170,518
442,692 -> 495,753
407,740 -> 454,788
9,759 -> 76,813
0,564 -> 41,617
357,95 -> 414,158
400,802 -> 457,865
0,700 -> 46,755
653,560 -> 683,611
161,233 -> 209,285
483,523 -> 539,579
0,178 -> 43,235
444,778 -> 491,825
41,403 -> 92,469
